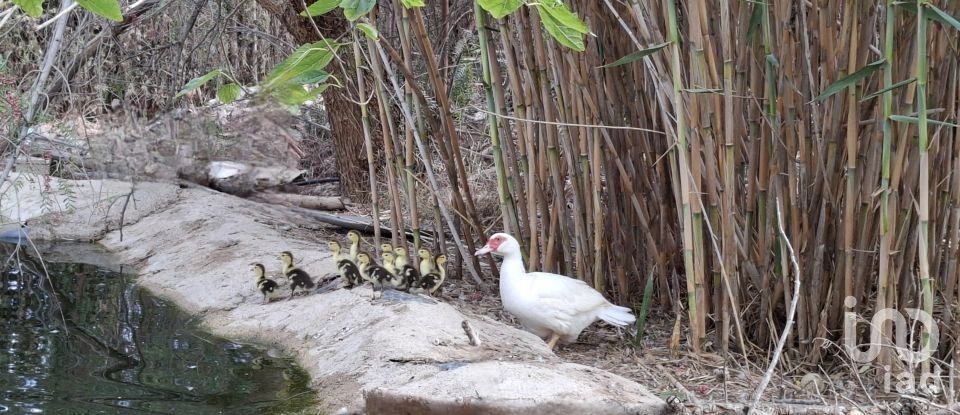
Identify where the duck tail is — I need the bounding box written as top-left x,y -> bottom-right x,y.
597,304 -> 636,327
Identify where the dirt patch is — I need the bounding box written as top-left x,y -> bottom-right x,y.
4,174 -> 667,415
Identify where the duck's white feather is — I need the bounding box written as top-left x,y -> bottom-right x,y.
489,234 -> 636,344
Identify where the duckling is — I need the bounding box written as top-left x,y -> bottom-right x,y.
280,251 -> 315,298
328,241 -> 362,288
356,252 -> 397,299
380,242 -> 394,257
393,246 -> 420,291
417,255 -> 447,295
347,230 -> 362,259
417,248 -> 435,275
253,263 -> 278,304
382,251 -> 398,275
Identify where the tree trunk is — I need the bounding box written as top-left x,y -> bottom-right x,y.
254,0 -> 375,202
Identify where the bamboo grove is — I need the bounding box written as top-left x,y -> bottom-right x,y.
336,0 -> 960,372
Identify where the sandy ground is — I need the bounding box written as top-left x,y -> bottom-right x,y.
1,173 -> 668,415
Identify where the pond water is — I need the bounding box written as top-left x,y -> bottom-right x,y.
0,243 -> 318,414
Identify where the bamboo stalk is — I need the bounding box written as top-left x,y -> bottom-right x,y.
914,0 -> 933,377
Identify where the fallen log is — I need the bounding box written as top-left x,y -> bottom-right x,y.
249,191 -> 345,211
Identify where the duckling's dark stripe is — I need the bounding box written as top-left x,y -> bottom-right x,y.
258,278 -> 278,294
287,268 -> 315,289
337,260 -> 362,288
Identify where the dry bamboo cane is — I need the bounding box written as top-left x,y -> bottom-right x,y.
475,4 -> 521,238
914,0 -> 933,377
353,32 -> 381,253
666,0 -> 703,352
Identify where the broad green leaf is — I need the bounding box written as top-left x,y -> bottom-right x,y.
264,41 -> 339,88
300,0 -> 340,17
289,69 -> 330,85
860,78 -> 915,102
814,59 -> 885,102
925,4 -> 960,32
538,0 -> 588,34
217,83 -> 241,104
890,114 -> 960,128
536,4 -> 585,52
13,0 -> 43,17
272,84 -> 328,106
77,0 -> 123,22
599,42 -> 669,68
356,22 -> 379,40
176,69 -> 222,98
477,0 -> 522,19
341,0 -> 375,21
400,0 -> 425,8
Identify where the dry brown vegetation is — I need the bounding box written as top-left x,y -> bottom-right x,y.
5,0 -> 960,410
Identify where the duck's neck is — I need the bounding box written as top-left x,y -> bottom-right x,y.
499,250 -> 526,280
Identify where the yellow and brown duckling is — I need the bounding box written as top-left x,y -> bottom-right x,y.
280,251 -> 315,298
416,255 -> 447,295
417,248 -> 434,275
356,252 -> 397,299
380,242 -> 394,257
329,241 -> 363,289
393,247 -> 420,291
347,230 -> 362,259
253,263 -> 279,304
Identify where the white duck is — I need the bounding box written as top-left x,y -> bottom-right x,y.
475,233 -> 636,349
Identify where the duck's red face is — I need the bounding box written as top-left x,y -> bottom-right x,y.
474,234 -> 508,256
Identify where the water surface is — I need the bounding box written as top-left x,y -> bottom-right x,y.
0,243 -> 317,414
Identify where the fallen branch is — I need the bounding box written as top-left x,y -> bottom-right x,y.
248,191 -> 345,211
749,197 -> 802,413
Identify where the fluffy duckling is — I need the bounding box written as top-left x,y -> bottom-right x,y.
347,230 -> 362,259
416,255 -> 447,295
280,251 -> 315,298
380,242 -> 394,257
393,247 -> 420,291
417,248 -> 434,275
329,241 -> 362,288
253,263 -> 278,304
357,252 -> 397,299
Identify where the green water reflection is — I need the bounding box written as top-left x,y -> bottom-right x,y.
0,244 -> 318,414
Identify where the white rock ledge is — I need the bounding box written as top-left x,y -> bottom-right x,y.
3,174 -> 668,415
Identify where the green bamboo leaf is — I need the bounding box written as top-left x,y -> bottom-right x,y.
598,42 -> 668,68
890,114 -> 960,128
216,83 -> 241,104
538,0 -> 588,34
264,41 -> 339,88
632,268 -> 656,347
299,0 -> 340,17
535,3 -> 585,52
765,54 -> 779,68
76,0 -> 123,22
860,77 -> 915,102
356,22 -> 379,40
815,59 -> 885,102
12,0 -> 43,17
272,84 -> 328,106
746,3 -> 763,41
400,0 -> 424,8
925,4 -> 960,32
477,0 -> 523,19
289,69 -> 330,85
176,69 -> 223,98
685,88 -> 723,94
340,0 -> 375,21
